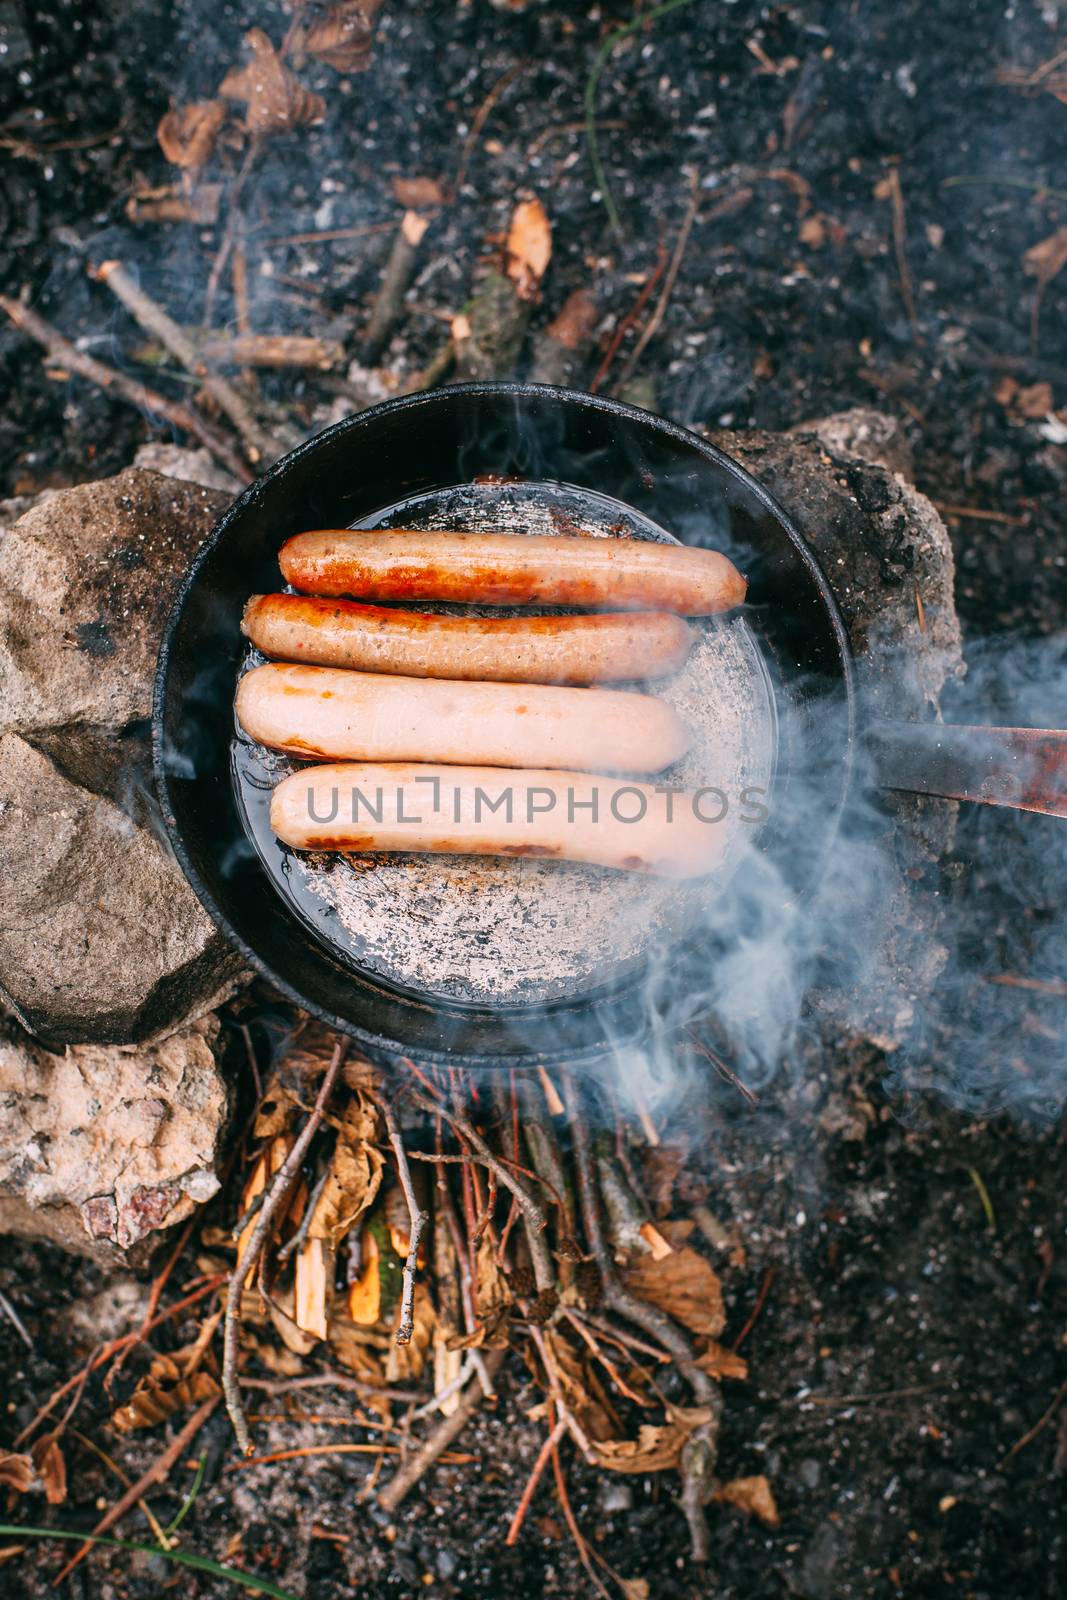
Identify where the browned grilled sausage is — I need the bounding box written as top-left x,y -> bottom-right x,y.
277,529 -> 746,615
241,593 -> 694,684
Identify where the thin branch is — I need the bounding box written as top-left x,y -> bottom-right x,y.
409,1092 -> 554,1294
505,1417 -> 567,1545
376,1348 -> 506,1513
616,166 -> 701,386
0,293 -> 247,481
222,1040 -> 347,1456
52,1395 -> 219,1584
561,1068 -> 720,1565
383,1100 -> 430,1346
92,259 -> 284,463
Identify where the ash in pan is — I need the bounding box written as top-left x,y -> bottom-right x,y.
232,479 -> 776,1006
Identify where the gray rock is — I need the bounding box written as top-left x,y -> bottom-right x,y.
0,1011 -> 229,1265
0,468 -> 245,1045
0,466 -> 227,738
0,733 -> 241,1043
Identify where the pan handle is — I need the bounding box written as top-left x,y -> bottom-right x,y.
867,723 -> 1067,818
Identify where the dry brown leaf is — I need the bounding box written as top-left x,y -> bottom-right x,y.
157,101 -> 227,170
1017,380 -> 1054,418
329,1302 -> 389,1393
220,29 -> 325,136
30,1438 -> 67,1506
391,176 -> 445,210
1023,226 -> 1067,287
592,1420 -> 691,1474
799,213 -> 827,249
506,198 -> 552,301
308,1091 -> 384,1247
621,1245 -> 725,1339
302,0 -> 383,73
695,1340 -> 749,1381
619,1583 -> 651,1600
713,1473 -> 780,1527
111,1310 -> 222,1433
0,1452 -> 36,1494
241,1331 -> 305,1377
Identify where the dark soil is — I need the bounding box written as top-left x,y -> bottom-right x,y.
2,1 -> 1067,1598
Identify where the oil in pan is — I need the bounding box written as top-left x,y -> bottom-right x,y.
232,479 -> 777,1008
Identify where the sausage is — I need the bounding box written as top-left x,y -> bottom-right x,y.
277,529 -> 747,615
270,762 -> 728,879
242,593 -> 694,684
235,662 -> 689,774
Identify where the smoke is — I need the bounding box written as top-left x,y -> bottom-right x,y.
583,633 -> 1067,1129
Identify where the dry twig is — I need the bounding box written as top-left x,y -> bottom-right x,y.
92,259 -> 283,463
0,294 -> 247,481
53,1395 -> 219,1584
377,1348 -> 506,1512
222,1040 -> 347,1455
616,168 -> 701,387
382,1100 -> 430,1346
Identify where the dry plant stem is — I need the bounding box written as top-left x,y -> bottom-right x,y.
362,212 -> 430,364
548,1421 -> 614,1600
222,1040 -> 347,1456
205,136 -> 261,326
377,1348 -> 507,1513
239,1373 -> 423,1402
561,1069 -> 720,1565
505,1417 -> 568,1545
275,1164 -> 331,1263
93,259 -> 280,463
589,242 -> 667,392
408,1358 -> 476,1422
0,293 -> 248,481
527,1323 -> 596,1465
411,1092 -> 553,1292
617,168 -> 701,387
435,1144 -> 496,1400
383,1100 -> 430,1346
885,166 -> 917,334
52,1395 -> 219,1584
453,61 -> 526,195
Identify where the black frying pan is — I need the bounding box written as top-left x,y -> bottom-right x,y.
151,383 -> 1063,1070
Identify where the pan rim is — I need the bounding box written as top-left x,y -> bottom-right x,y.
152,381 -> 857,1066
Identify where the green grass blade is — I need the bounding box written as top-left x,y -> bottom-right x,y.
0,1526 -> 301,1600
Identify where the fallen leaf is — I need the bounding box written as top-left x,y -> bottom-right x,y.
799,213 -> 826,249
0,1453 -> 36,1494
993,375 -> 1019,408
302,0 -> 383,73
506,198 -> 552,301
157,100 -> 227,169
1017,380 -> 1054,418
111,1310 -> 222,1433
1023,226 -> 1067,288
543,287 -> 599,350
30,1438 -> 66,1506
401,209 -> 430,249
621,1245 -> 725,1339
308,1090 -> 384,1248
713,1473 -> 780,1527
592,1421 -> 691,1474
391,176 -> 445,209
220,29 -> 325,136
695,1341 -> 749,1381
619,1582 -> 651,1600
